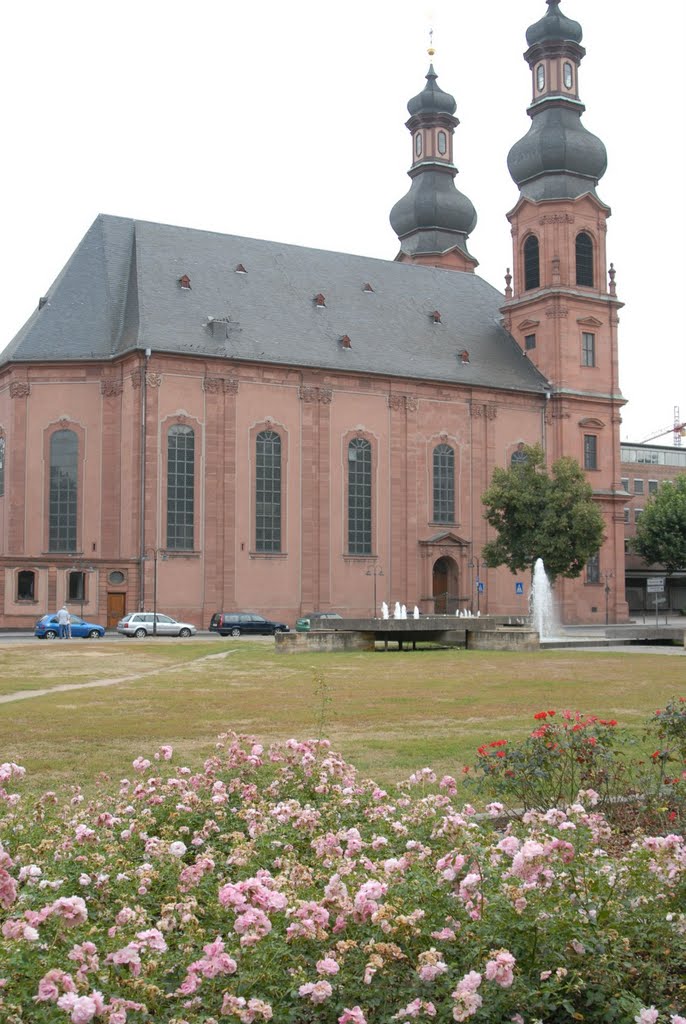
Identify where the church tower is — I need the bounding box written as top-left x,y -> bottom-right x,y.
390,63 -> 478,270
502,0 -> 628,622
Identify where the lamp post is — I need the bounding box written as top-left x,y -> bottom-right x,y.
468,556 -> 487,615
603,569 -> 615,625
142,547 -> 165,636
365,564 -> 384,617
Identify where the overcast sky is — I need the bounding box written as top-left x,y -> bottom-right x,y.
2,0 -> 685,444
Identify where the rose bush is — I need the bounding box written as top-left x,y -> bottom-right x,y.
0,732 -> 684,1023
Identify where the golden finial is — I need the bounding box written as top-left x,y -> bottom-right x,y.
428,27 -> 435,57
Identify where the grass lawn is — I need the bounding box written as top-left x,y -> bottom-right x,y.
0,638 -> 683,795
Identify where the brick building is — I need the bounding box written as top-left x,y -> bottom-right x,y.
0,1 -> 631,629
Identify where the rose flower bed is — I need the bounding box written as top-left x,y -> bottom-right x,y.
0,729 -> 685,1024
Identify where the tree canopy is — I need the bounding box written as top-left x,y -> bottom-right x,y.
631,475 -> 686,575
481,443 -> 606,582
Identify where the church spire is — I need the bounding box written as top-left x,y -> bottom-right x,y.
507,0 -> 607,201
389,61 -> 478,271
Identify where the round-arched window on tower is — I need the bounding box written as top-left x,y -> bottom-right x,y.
563,62 -> 573,89
536,64 -> 545,92
415,133 -> 422,158
523,235 -> 540,291
437,130 -> 447,155
575,232 -> 594,287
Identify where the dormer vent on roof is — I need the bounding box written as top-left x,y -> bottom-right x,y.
430,310 -> 442,323
38,296 -> 49,310
235,264 -> 247,274
314,293 -> 326,308
458,350 -> 470,364
340,335 -> 352,349
363,283 -> 374,293
178,275 -> 192,289
204,315 -> 234,340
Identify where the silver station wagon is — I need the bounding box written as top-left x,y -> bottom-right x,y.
117,612 -> 197,638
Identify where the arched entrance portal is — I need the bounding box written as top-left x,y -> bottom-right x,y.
432,556 -> 459,614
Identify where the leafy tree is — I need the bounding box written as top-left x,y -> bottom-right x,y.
631,475 -> 686,575
481,443 -> 606,582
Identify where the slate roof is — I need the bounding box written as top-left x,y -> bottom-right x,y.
2,214 -> 549,394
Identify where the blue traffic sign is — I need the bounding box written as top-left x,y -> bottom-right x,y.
515,581 -> 524,595
477,582 -> 484,593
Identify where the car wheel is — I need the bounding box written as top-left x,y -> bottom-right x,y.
87,629 -> 101,639
274,626 -> 286,633
178,628 -> 191,638
230,627 -> 241,637
45,629 -> 58,640
134,627 -> 147,638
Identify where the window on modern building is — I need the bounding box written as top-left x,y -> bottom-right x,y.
524,334 -> 536,350
581,331 -> 595,367
623,507 -> 630,524
49,429 -> 78,552
0,435 -> 4,497
433,444 -> 455,523
255,429 -> 282,553
634,508 -> 643,523
583,434 -> 598,471
633,479 -> 644,495
586,553 -> 600,584
167,425 -> 195,550
523,235 -> 540,290
68,571 -> 85,602
648,480 -> 658,495
348,437 -> 372,555
621,477 -> 629,492
576,232 -> 594,287
17,570 -> 35,601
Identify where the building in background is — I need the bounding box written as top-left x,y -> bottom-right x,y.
0,2 -> 630,629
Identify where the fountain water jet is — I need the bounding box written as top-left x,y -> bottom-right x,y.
530,558 -> 558,641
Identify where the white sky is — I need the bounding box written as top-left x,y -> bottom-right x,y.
2,0 -> 685,444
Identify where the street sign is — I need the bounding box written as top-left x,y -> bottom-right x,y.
515,582 -> 524,595
646,577 -> 665,593
477,582 -> 484,593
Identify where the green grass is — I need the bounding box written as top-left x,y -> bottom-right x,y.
0,639 -> 683,794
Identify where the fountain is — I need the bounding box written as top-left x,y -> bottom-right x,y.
393,601 -> 402,620
381,601 -> 389,620
413,606 -> 420,619
530,558 -> 558,641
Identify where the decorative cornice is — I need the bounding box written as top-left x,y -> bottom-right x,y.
9,382 -> 30,399
545,304 -> 568,319
387,394 -> 418,412
202,376 -> 224,394
299,385 -> 333,404
131,369 -> 162,389
100,378 -> 123,397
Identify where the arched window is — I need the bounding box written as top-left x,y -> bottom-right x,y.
523,235 -> 540,290
0,434 -> 5,497
255,430 -> 281,553
167,425 -> 195,550
348,438 -> 372,555
49,429 -> 78,552
576,232 -> 594,287
433,444 -> 455,523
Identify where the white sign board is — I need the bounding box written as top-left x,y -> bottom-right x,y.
646,577 -> 665,593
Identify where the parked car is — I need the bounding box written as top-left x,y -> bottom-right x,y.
209,612 -> 290,637
35,614 -> 105,639
295,611 -> 343,632
117,612 -> 197,638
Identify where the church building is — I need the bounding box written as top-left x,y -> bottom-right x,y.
0,1 -> 629,630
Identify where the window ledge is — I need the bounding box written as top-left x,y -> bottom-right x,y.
428,521 -> 457,528
249,551 -> 288,559
343,554 -> 377,561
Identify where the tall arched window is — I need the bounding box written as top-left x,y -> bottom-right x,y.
167,425 -> 195,550
576,232 -> 594,287
523,235 -> 540,290
49,429 -> 78,552
255,430 -> 282,552
433,444 -> 455,523
348,438 -> 372,555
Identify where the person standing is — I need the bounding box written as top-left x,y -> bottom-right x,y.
57,605 -> 71,639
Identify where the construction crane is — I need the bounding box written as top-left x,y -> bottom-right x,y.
639,406 -> 685,446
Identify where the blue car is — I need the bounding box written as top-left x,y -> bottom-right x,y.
34,614 -> 105,639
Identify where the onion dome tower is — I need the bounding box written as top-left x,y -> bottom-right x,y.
501,0 -> 629,627
507,0 -> 607,201
390,62 -> 478,271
